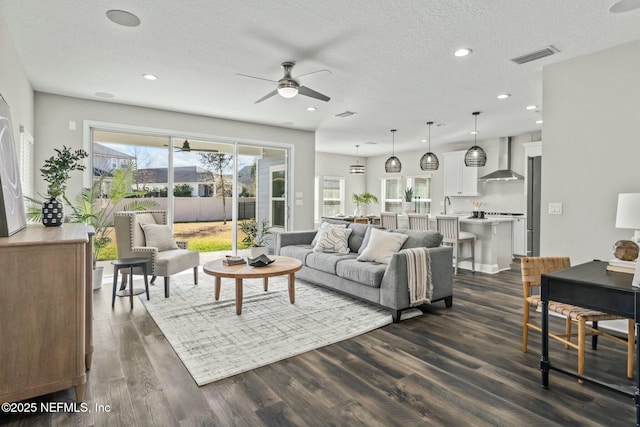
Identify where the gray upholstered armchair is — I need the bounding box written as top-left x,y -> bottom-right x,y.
114,210 -> 199,297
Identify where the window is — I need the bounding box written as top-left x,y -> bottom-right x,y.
381,177 -> 402,213
321,176 -> 344,217
407,176 -> 432,214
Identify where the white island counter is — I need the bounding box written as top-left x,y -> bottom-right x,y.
398,214 -> 514,273
457,217 -> 513,274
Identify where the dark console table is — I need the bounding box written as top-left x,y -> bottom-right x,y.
541,260 -> 640,426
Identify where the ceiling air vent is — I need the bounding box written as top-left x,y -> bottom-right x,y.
511,45 -> 559,65
334,111 -> 356,118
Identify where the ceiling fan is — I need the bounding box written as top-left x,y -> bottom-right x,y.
164,140 -> 219,153
237,62 -> 331,104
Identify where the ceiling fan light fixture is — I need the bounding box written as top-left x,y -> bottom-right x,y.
464,112 -> 487,167
420,121 -> 439,171
277,84 -> 298,98
385,129 -> 402,173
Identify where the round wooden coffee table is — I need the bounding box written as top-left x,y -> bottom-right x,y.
203,255 -> 303,315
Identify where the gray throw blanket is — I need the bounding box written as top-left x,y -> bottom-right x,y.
404,247 -> 433,305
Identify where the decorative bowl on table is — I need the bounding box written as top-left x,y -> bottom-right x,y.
248,254 -> 275,267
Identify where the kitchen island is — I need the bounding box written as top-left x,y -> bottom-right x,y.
457,217 -> 514,274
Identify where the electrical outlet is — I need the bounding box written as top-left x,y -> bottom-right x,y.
548,202 -> 563,215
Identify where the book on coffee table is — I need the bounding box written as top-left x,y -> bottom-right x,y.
223,256 -> 246,266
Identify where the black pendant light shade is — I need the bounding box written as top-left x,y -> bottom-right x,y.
349,144 -> 365,175
420,121 -> 439,171
385,129 -> 402,173
464,112 -> 487,167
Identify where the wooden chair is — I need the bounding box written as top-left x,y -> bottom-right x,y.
408,213 -> 429,231
521,256 -> 634,379
436,215 -> 475,274
380,212 -> 398,229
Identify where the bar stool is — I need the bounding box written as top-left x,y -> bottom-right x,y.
111,257 -> 150,309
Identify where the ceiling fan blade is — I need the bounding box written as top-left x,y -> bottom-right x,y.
254,89 -> 278,104
236,73 -> 278,83
293,69 -> 332,79
298,86 -> 330,102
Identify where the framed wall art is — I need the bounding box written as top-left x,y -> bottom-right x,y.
0,94 -> 27,237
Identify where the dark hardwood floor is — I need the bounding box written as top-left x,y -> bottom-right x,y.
1,265 -> 636,426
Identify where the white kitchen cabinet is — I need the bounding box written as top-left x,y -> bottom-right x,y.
444,151 -> 479,196
512,216 -> 526,256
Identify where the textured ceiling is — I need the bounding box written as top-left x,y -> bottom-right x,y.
1,0 -> 639,156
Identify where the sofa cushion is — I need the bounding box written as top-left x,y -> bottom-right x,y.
346,222 -> 380,253
399,230 -> 443,249
280,244 -> 313,263
312,221 -> 347,246
336,259 -> 386,288
306,252 -> 357,275
357,225 -> 386,254
357,228 -> 409,264
313,227 -> 352,254
140,223 -> 179,251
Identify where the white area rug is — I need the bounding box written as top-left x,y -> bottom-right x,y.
138,271 -> 401,386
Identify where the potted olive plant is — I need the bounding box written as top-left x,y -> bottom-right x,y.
240,218 -> 272,258
39,146 -> 88,226
352,191 -> 379,216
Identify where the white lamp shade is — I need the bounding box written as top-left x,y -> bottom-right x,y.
615,193 -> 640,229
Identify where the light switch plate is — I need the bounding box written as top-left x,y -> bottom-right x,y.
548,202 -> 563,215
295,199 -> 303,206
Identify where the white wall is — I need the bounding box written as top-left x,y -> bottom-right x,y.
0,9 -> 34,186
34,93 -> 316,230
541,39 -> 640,264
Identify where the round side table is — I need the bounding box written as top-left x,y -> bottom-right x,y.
111,258 -> 150,310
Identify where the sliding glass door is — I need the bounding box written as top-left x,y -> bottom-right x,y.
90,127 -> 290,258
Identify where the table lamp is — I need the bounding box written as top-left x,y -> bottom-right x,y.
616,193 -> 640,242
615,193 -> 640,261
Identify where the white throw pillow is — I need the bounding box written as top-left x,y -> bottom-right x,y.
357,227 -> 409,264
313,227 -> 353,254
311,221 -> 347,246
140,223 -> 179,251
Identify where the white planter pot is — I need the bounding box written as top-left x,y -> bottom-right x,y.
92,265 -> 105,290
250,246 -> 269,258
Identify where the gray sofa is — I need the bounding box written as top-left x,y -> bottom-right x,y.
274,220 -> 453,322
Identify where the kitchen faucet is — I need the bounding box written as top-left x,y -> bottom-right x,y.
444,196 -> 451,214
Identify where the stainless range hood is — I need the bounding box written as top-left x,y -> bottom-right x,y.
478,137 -> 524,182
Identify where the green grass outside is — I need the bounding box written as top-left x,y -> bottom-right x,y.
95,222 -> 248,261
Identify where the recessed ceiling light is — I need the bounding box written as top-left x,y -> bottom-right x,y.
610,0 -> 640,13
454,48 -> 472,57
526,105 -> 537,110
106,10 -> 141,27
306,107 -> 317,111
497,94 -> 511,99
421,139 -> 427,143
470,131 -> 478,135
143,74 -> 158,80
94,92 -> 114,98
536,120 -> 543,124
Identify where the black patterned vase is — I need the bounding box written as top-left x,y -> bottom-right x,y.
42,197 -> 63,227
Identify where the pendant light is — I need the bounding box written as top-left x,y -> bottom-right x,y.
385,129 -> 401,173
464,111 -> 487,167
420,121 -> 439,171
349,144 -> 365,175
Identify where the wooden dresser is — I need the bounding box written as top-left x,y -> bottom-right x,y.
0,224 -> 93,403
